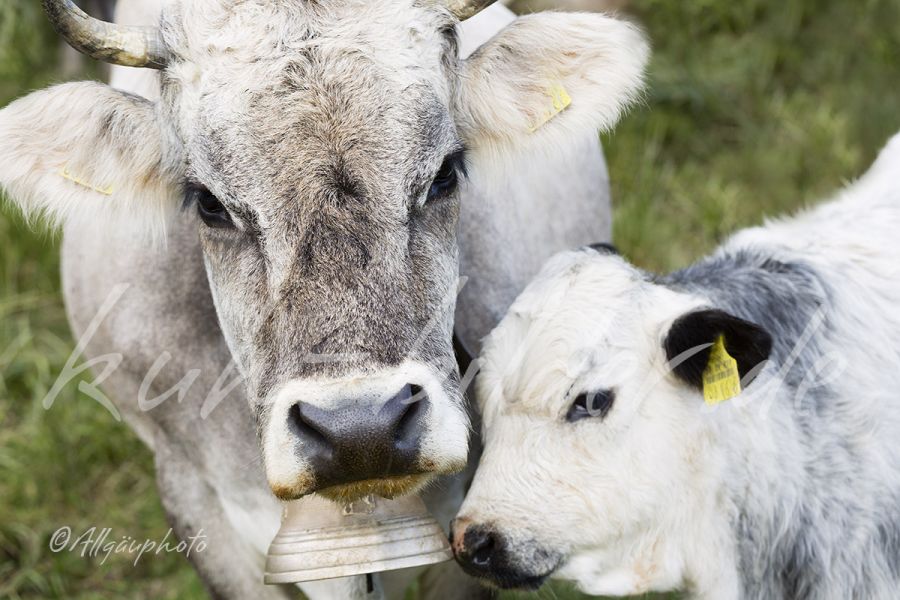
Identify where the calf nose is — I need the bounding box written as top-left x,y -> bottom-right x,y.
450,518 -> 500,574
288,385 -> 429,490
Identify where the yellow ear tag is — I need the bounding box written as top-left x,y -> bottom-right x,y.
702,335 -> 742,405
59,164 -> 114,196
527,83 -> 572,133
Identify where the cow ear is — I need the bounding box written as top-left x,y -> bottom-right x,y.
456,12 -> 648,164
0,82 -> 179,240
663,309 -> 773,391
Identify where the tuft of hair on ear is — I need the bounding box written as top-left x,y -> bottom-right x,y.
664,309 -> 774,391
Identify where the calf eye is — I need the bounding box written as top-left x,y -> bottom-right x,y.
566,390 -> 615,423
426,152 -> 463,203
188,185 -> 233,229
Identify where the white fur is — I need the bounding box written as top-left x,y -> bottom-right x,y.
459,132 -> 900,599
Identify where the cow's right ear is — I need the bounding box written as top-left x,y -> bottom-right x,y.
0,82 -> 179,239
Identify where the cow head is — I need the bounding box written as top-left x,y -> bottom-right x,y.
0,0 -> 648,502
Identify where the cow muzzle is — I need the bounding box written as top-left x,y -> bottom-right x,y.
289,384 -> 429,500
263,361 -> 470,502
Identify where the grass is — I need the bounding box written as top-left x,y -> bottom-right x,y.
607,0 -> 900,272
1,0 -> 899,598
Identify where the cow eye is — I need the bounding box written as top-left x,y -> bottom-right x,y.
188,185 -> 233,229
426,152 -> 463,203
566,390 -> 615,423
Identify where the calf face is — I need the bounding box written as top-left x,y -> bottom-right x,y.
0,2 -> 648,502
453,249 -> 772,595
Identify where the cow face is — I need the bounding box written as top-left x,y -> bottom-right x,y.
0,1 -> 647,501
161,2 -> 472,502
452,250 -> 772,595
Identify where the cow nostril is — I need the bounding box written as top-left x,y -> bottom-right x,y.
288,403 -> 333,459
394,385 -> 428,452
469,529 -> 497,568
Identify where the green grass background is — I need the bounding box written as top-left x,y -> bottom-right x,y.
1,0 -> 898,598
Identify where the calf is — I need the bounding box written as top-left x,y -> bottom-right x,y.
451,133 -> 900,599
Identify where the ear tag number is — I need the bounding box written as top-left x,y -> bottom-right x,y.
527,83 -> 572,133
59,164 -> 114,196
702,335 -> 742,405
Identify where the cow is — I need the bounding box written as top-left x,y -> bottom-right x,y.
451,133 -> 900,599
0,0 -> 648,598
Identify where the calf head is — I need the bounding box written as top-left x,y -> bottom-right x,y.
0,0 -> 648,502
454,250 -> 772,595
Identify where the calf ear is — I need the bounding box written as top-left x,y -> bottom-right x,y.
0,82 -> 179,239
456,12 -> 649,163
588,242 -> 619,255
663,309 -> 774,391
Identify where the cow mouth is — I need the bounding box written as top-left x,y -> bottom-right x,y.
316,473 -> 433,503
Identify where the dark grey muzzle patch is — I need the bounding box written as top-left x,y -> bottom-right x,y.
287,384 -> 430,492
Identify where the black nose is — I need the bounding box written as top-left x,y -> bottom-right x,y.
288,385 -> 429,490
451,519 -> 555,590
451,519 -> 500,574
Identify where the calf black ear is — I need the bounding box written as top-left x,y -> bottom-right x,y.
663,309 -> 773,390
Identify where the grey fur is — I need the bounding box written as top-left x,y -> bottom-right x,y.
53,1 -> 615,598
662,250 -> 829,390
664,249 -> 898,599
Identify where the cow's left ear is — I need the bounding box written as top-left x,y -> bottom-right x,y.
456,12 -> 649,163
663,309 -> 774,391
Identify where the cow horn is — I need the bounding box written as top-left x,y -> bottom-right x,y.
42,0 -> 168,69
444,0 -> 499,21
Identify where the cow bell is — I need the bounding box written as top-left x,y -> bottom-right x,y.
264,493 -> 452,584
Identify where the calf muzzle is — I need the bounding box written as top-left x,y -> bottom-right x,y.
450,518 -> 555,590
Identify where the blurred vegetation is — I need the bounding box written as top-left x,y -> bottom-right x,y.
0,4 -> 206,600
606,0 -> 900,271
1,0 -> 898,598
0,2 -> 57,98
